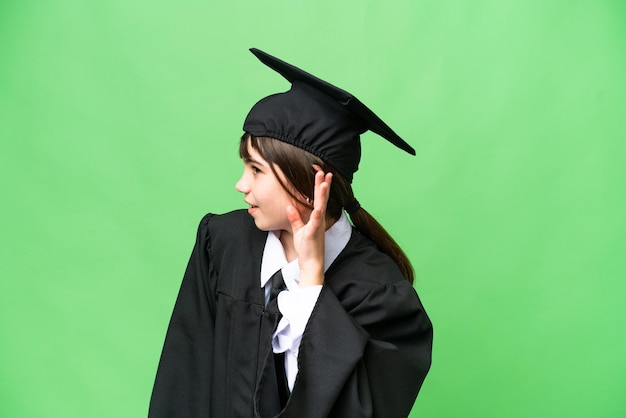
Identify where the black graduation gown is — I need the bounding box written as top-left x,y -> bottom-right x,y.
149,210 -> 433,418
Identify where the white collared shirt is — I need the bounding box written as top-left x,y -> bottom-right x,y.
259,211 -> 352,391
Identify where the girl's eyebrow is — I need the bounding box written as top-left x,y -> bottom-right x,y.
243,157 -> 266,166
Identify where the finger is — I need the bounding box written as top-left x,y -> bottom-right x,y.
312,166 -> 326,199
323,172 -> 333,192
314,169 -> 324,189
314,172 -> 332,211
307,206 -> 323,234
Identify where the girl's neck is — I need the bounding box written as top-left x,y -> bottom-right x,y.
279,230 -> 298,262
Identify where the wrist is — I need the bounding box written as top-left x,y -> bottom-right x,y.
298,262 -> 324,287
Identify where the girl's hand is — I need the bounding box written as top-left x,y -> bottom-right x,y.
286,167 -> 333,287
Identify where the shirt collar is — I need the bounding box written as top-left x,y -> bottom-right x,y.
260,211 -> 352,288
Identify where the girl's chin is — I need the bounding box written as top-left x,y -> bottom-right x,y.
251,217 -> 271,231
251,217 -> 288,234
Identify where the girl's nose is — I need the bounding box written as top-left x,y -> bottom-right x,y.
235,175 -> 249,194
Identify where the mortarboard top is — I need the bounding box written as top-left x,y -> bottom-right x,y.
243,48 -> 415,182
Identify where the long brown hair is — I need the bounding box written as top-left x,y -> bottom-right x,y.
239,133 -> 415,284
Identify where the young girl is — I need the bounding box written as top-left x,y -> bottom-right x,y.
149,48 -> 433,418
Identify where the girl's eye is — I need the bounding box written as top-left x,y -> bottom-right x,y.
252,166 -> 261,174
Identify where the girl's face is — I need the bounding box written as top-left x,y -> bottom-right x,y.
235,141 -> 309,232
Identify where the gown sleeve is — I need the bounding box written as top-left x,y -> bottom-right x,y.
148,214 -> 216,418
281,277 -> 433,418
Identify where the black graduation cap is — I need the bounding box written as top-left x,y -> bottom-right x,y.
243,48 -> 415,182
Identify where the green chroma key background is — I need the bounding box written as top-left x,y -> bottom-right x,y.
1,1 -> 624,417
